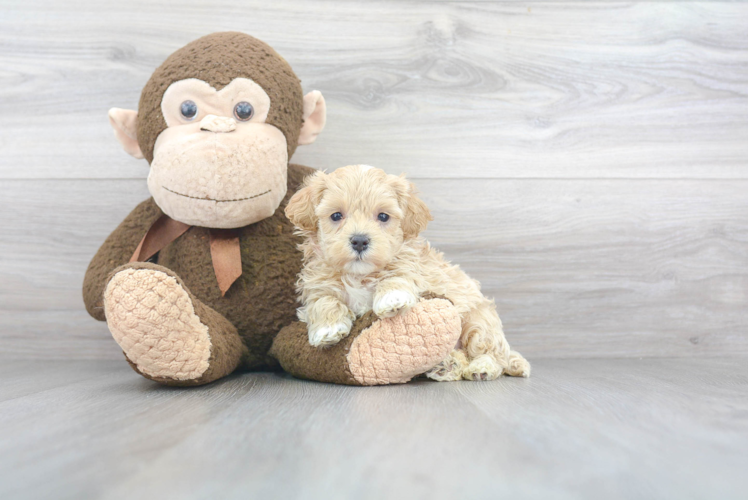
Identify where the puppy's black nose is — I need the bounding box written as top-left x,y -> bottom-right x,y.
350,234 -> 370,254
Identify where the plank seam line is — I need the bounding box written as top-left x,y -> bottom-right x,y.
3,177 -> 748,182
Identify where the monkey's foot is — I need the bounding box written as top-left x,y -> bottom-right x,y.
270,298 -> 461,386
347,298 -> 461,385
104,267 -> 213,381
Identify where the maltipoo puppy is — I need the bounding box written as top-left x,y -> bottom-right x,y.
285,165 -> 530,381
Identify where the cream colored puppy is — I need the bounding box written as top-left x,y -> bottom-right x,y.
285,165 -> 530,381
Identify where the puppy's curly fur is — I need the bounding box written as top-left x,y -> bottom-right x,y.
285,165 -> 530,381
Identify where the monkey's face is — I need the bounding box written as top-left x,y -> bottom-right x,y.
146,78 -> 288,228
109,33 -> 326,229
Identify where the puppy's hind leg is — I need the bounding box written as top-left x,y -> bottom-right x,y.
460,300 -> 507,380
461,299 -> 530,379
465,354 -> 503,381
425,349 -> 469,382
506,350 -> 531,378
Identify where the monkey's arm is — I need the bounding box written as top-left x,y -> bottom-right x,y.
82,198 -> 164,321
270,298 -> 461,385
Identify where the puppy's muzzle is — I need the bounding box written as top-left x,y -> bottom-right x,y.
350,234 -> 370,254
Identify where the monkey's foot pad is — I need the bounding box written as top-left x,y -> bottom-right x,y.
347,298 -> 462,385
104,268 -> 211,381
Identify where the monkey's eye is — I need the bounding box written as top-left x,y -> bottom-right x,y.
180,100 -> 198,120
330,212 -> 343,222
378,213 -> 390,222
234,101 -> 254,121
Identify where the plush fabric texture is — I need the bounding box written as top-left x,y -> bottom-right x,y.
147,108 -> 289,229
86,33 -> 464,387
270,298 -> 461,385
105,267 -> 211,380
208,229 -> 242,296
84,164 -> 314,373
83,197 -> 164,321
84,163 -> 463,386
270,312 -> 376,385
105,267 -> 212,380
137,31 -> 304,163
130,215 -> 191,263
105,262 -> 247,386
347,298 -> 461,385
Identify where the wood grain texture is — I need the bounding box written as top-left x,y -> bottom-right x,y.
0,1 -> 747,179
2,4 -> 746,498
0,359 -> 746,499
1,178 -> 746,359
1,1 -> 747,360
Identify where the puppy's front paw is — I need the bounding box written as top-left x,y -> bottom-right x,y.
373,290 -> 418,318
308,321 -> 352,347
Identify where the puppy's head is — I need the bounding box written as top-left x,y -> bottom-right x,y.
286,165 -> 432,274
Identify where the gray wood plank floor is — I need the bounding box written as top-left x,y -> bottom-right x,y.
1,358 -> 746,499
1,3 -> 747,497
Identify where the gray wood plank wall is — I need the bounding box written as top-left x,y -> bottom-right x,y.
1,1 -> 746,360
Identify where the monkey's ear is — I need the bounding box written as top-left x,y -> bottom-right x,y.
298,91 -> 326,146
108,108 -> 144,159
285,171 -> 328,232
390,174 -> 433,239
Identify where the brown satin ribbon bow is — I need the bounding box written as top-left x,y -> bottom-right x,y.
129,215 -> 242,297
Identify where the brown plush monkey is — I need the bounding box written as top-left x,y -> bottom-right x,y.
83,32 -> 461,386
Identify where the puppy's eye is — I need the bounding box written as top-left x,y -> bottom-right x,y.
180,100 -> 198,120
330,212 -> 343,222
378,213 -> 390,222
234,101 -> 254,121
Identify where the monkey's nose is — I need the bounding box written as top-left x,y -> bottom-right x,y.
200,114 -> 237,133
350,234 -> 370,254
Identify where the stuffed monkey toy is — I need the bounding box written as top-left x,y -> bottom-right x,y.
83,32 -> 461,386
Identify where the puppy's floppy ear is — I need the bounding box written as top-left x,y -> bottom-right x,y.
285,171 -> 327,232
389,174 -> 433,239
